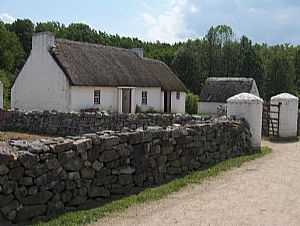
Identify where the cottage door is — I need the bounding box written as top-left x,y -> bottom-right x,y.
122,89 -> 131,113
164,92 -> 171,113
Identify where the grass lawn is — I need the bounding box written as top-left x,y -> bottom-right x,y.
35,147 -> 271,226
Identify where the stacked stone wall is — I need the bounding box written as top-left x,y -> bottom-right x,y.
0,119 -> 251,224
0,109 -> 197,135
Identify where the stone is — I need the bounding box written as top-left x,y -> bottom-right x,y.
2,181 -> 17,194
88,186 -> 110,198
15,205 -> 47,222
18,151 -> 39,168
25,163 -> 48,177
87,147 -> 100,162
0,164 -> 9,176
68,172 -> 80,180
0,194 -> 14,208
7,210 -> 17,221
28,141 -> 46,154
46,158 -> 60,169
72,139 -> 92,153
167,167 -> 182,175
1,200 -> 19,215
52,181 -> 65,193
120,166 -> 135,175
63,158 -> 83,171
161,146 -> 174,155
8,167 -> 24,180
92,160 -> 103,171
81,167 -> 95,179
0,144 -> 16,164
67,196 -> 87,206
10,140 -> 28,150
100,136 -> 120,150
15,186 -> 27,202
58,150 -> 76,164
22,191 -> 53,205
61,191 -> 72,203
167,149 -> 183,161
128,132 -> 143,144
27,186 -> 38,195
99,150 -> 119,162
50,140 -> 73,153
118,175 -> 133,185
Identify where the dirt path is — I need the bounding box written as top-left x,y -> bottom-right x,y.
91,140 -> 300,226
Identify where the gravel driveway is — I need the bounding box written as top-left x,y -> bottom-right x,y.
90,140 -> 300,226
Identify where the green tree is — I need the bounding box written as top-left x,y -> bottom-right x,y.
0,23 -> 25,73
8,19 -> 34,56
185,92 -> 198,114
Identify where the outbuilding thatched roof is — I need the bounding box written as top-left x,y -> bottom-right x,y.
50,39 -> 187,92
199,77 -> 256,102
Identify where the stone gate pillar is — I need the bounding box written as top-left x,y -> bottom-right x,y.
227,93 -> 263,150
270,93 -> 299,138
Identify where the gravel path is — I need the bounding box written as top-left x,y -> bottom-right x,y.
90,140 -> 300,226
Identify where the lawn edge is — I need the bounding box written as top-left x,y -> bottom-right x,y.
35,146 -> 272,226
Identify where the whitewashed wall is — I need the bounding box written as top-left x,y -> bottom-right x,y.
270,93 -> 299,137
227,93 -> 263,149
11,33 -> 70,111
250,81 -> 260,97
70,86 -> 118,112
171,91 -> 186,114
134,87 -> 161,112
198,102 -> 226,115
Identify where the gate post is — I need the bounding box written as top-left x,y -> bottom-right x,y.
227,93 -> 263,150
270,93 -> 299,138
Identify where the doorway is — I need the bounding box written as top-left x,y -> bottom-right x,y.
122,89 -> 131,113
164,92 -> 171,113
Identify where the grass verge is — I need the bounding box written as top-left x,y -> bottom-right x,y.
36,146 -> 271,226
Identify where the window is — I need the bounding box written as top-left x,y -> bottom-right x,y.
94,90 -> 101,104
176,92 -> 180,100
142,91 -> 147,105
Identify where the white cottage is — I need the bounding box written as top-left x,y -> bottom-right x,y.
11,32 -> 187,113
198,77 -> 260,114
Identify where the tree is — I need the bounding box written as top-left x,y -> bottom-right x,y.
8,19 -> 34,56
0,23 -> 25,73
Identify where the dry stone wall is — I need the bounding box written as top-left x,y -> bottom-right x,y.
0,118 -> 252,224
0,109 -> 197,135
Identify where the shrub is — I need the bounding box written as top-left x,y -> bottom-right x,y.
185,91 -> 198,114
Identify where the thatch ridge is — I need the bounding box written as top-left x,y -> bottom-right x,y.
50,39 -> 186,92
199,77 -> 255,102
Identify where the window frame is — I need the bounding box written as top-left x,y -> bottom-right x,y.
94,90 -> 101,105
176,92 -> 180,100
141,91 -> 147,105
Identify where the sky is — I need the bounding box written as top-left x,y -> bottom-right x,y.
0,0 -> 300,45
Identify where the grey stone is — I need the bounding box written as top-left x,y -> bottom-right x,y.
2,181 -> 17,194
1,200 -> 19,215
0,165 -> 9,176
22,191 -> 53,205
92,160 -> 103,171
88,186 -> 110,198
81,167 -> 95,179
67,196 -> 87,206
68,172 -> 80,180
18,151 -> 39,168
46,158 -> 60,169
15,205 -> 47,222
10,140 -> 28,150
84,161 -> 92,167
50,140 -> 73,153
8,167 -> 24,180
58,150 -> 76,164
25,163 -> 48,177
72,139 -> 92,153
0,194 -> 14,208
61,191 -> 72,203
6,210 -> 17,221
15,186 -> 27,202
99,150 -> 119,162
27,186 -> 38,195
63,158 -> 83,171
118,175 -> 133,185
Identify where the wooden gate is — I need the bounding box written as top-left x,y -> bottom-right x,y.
262,102 -> 281,136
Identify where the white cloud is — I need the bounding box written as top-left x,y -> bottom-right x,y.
140,0 -> 197,43
0,13 -> 16,23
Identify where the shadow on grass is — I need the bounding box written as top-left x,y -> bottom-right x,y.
34,147 -> 271,226
265,136 -> 299,144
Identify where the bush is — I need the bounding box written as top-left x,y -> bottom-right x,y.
185,91 -> 198,114
0,69 -> 16,108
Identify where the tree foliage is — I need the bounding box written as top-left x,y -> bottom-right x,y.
0,20 -> 299,109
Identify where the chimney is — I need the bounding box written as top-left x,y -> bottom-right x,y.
130,48 -> 144,58
32,32 -> 55,53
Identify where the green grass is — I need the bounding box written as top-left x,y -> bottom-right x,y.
35,147 -> 271,226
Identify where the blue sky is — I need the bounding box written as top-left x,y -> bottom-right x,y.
1,0 -> 300,45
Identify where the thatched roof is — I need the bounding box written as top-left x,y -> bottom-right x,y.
50,39 -> 187,92
199,77 -> 255,102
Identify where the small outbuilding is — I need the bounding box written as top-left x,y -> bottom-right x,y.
198,77 -> 260,114
270,93 -> 299,137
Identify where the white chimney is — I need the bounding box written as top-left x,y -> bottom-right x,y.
32,32 -> 55,53
131,48 -> 144,58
